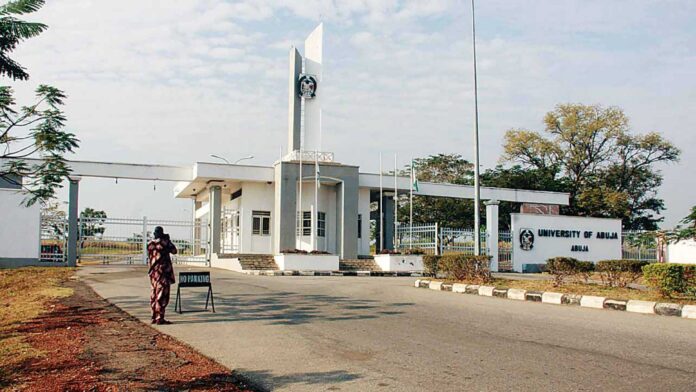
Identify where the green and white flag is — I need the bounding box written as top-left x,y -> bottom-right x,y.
411,160 -> 419,192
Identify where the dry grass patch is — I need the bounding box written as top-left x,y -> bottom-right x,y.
0,267 -> 75,376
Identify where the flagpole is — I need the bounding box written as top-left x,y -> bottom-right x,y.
298,98 -> 304,250
379,153 -> 383,252
314,149 -> 319,251
471,0 -> 482,256
394,153 -> 398,251
410,159 -> 413,249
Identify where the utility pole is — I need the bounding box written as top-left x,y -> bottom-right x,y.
471,0 -> 482,256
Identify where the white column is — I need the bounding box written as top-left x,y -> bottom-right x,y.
485,200 -> 499,272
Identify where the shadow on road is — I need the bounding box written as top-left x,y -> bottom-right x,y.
107,289 -> 415,326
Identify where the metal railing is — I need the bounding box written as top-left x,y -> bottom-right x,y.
77,216 -> 207,265
283,150 -> 335,163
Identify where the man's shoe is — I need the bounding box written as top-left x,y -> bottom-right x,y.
156,320 -> 173,325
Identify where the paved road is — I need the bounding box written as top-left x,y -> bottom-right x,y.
79,265 -> 696,392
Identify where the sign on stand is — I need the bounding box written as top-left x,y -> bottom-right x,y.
174,271 -> 215,314
511,214 -> 622,272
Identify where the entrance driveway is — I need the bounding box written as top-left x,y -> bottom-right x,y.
79,265 -> 696,392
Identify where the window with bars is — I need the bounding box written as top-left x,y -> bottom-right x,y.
317,212 -> 326,237
252,211 -> 271,235
296,211 -> 325,237
297,211 -> 312,236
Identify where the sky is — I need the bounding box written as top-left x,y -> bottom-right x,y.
7,0 -> 696,227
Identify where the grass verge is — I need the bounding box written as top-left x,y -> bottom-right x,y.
0,267 -> 75,383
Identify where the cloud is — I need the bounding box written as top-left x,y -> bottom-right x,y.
7,0 -> 695,226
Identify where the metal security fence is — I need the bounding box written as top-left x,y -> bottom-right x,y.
40,214 -> 68,263
498,230 -> 512,269
77,216 -> 208,265
622,230 -> 658,262
395,223 -> 438,254
439,227 -> 487,255
396,224 -> 491,256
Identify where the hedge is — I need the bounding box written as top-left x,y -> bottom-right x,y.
546,257 -> 581,286
423,255 -> 440,277
438,254 -> 491,283
642,263 -> 696,298
596,259 -> 648,288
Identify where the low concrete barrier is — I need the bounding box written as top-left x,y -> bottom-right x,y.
626,300 -> 656,314
579,295 -> 606,309
682,305 -> 696,319
478,286 -> 495,297
507,288 -> 527,301
429,281 -> 443,291
412,279 -> 695,321
541,292 -> 564,305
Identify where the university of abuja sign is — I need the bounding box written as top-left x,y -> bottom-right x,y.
511,213 -> 622,272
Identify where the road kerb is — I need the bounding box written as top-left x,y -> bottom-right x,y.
429,281 -> 443,291
452,283 -> 467,293
680,305 -> 696,319
580,295 -> 606,309
478,286 -> 495,296
507,288 -> 527,301
541,292 -> 564,305
626,300 -> 656,314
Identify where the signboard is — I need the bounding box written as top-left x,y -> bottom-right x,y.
511,214 -> 622,272
174,271 -> 215,313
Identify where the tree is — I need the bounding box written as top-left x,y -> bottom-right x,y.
1,86 -> 79,205
480,165 -> 569,229
0,0 -> 47,80
502,104 -> 680,229
674,206 -> 696,241
397,154 -> 477,228
80,208 -> 107,237
0,0 -> 79,206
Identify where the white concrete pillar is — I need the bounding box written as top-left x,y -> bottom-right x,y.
67,176 -> 81,267
209,185 -> 222,255
485,200 -> 499,272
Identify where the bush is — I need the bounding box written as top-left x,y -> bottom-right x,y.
546,257 -> 581,286
379,249 -> 400,255
438,254 -> 491,283
281,249 -> 308,254
596,259 -> 648,288
423,255 -> 440,277
309,250 -> 330,255
575,261 -> 596,283
642,263 -> 696,298
403,248 -> 425,255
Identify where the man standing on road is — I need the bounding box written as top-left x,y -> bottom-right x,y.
147,226 -> 177,325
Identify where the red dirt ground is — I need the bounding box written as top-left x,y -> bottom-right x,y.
4,280 -> 255,391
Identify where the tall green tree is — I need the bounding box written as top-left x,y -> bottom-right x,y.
502,104 -> 680,229
80,208 -> 107,237
397,154 -> 477,228
0,0 -> 47,80
0,0 -> 79,205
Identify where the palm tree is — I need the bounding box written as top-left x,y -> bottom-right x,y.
0,0 -> 47,80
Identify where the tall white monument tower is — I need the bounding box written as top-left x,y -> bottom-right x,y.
287,23 -> 326,156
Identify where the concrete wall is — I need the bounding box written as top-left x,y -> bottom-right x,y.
273,161 -> 359,259
667,239 -> 696,264
510,213 -> 622,272
241,182 -> 275,254
0,189 -> 40,262
296,183 -> 337,253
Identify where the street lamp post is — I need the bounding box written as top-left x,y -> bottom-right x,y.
471,0 -> 482,256
209,154 -> 254,165
233,155 -> 254,164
